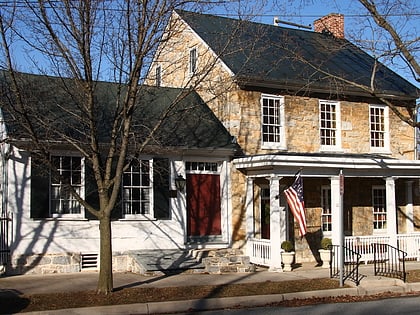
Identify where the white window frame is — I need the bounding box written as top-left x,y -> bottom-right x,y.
319,100 -> 341,151
50,155 -> 85,219
261,94 -> 286,149
122,159 -> 154,220
369,104 -> 390,153
372,185 -> 387,232
321,186 -> 332,234
189,47 -> 197,75
186,161 -> 219,174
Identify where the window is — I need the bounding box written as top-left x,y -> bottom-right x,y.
155,65 -> 161,87
261,94 -> 285,149
50,156 -> 83,217
189,48 -> 197,74
122,159 -> 153,218
186,161 -> 219,173
321,186 -> 332,232
319,100 -> 341,149
370,105 -> 389,151
372,186 -> 386,230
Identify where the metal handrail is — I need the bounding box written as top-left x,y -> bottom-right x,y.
372,243 -> 407,282
330,245 -> 362,285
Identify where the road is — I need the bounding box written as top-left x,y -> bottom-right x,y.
169,296 -> 420,315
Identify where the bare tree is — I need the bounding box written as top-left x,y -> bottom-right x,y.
0,0 -> 258,294
352,0 -> 419,127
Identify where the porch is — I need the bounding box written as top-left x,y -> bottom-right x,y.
248,233 -> 420,267
234,153 -> 420,272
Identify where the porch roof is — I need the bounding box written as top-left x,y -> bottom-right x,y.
233,153 -> 420,178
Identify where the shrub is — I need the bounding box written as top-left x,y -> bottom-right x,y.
320,238 -> 332,250
281,240 -> 294,252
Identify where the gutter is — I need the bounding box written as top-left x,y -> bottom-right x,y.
234,76 -> 418,103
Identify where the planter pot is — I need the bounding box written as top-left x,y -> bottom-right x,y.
319,249 -> 332,268
281,251 -> 295,272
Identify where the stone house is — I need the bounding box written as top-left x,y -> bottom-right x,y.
146,10 -> 420,270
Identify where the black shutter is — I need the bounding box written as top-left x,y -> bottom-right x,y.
153,158 -> 170,219
30,157 -> 50,219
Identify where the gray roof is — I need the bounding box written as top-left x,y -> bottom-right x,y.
176,10 -> 418,102
0,71 -> 237,153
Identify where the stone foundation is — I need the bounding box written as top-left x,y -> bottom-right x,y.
9,252 -> 81,275
202,248 -> 256,273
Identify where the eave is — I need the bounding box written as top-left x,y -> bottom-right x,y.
234,76 -> 418,105
233,154 -> 420,178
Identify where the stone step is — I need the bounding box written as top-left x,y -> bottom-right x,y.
128,250 -> 205,275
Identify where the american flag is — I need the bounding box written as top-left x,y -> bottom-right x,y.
284,172 -> 307,237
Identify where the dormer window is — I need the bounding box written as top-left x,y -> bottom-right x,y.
189,48 -> 197,74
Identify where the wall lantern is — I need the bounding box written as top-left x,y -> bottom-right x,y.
175,174 -> 186,192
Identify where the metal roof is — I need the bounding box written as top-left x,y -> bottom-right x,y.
176,10 -> 418,102
0,71 -> 238,153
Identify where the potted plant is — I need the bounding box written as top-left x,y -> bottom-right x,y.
319,237 -> 332,268
281,240 -> 295,271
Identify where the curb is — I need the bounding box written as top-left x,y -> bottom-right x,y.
23,285 -> 420,315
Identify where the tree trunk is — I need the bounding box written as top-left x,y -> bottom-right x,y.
97,216 -> 113,294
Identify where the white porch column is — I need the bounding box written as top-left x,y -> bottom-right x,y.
405,181 -> 414,233
245,177 -> 255,257
331,174 -> 344,286
269,176 -> 284,271
330,176 -> 342,247
386,177 -> 398,248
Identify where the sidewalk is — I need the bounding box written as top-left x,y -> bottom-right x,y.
2,261 -> 420,314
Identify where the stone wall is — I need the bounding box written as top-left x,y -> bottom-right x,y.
146,12 -> 418,260
9,252 -> 81,275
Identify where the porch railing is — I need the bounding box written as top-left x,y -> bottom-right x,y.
344,235 -> 390,264
249,238 -> 271,266
248,233 -> 420,268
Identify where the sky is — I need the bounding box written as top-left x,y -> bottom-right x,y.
4,0 -> 419,90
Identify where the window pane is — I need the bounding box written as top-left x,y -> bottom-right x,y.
320,101 -> 338,146
122,160 -> 151,216
373,187 -> 386,229
261,95 -> 283,145
370,106 -> 386,148
321,187 -> 332,232
50,156 -> 82,215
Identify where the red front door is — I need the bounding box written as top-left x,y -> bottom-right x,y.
187,174 -> 221,236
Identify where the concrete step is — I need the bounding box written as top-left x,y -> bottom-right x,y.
128,250 -> 205,275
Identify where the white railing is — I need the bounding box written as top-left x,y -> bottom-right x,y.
397,233 -> 420,260
248,233 -> 420,268
249,238 -> 271,266
344,235 -> 390,264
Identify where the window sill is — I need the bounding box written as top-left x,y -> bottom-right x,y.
119,216 -> 157,221
369,149 -> 391,155
261,144 -> 287,150
44,217 -> 88,221
319,146 -> 343,153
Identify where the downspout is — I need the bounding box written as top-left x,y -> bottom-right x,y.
0,140 -> 10,218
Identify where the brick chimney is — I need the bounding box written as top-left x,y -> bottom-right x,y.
314,13 -> 344,39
